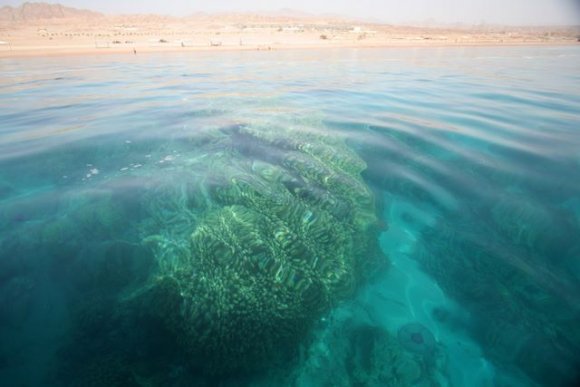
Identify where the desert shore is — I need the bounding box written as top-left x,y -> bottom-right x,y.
1,12 -> 578,58
1,40 -> 578,59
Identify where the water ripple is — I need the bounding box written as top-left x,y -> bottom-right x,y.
1,46 -> 579,386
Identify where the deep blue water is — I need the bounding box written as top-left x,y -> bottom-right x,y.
1,46 -> 579,387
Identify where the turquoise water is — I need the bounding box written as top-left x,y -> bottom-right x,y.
1,46 -> 579,386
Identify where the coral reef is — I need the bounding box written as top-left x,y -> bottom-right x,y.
490,193 -> 577,259
130,122 -> 388,374
417,208 -> 580,386
345,324 -> 445,387
290,305 -> 450,387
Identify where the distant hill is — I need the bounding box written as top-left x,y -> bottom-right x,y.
228,8 -> 372,23
0,2 -> 370,24
0,2 -> 103,22
258,8 -> 318,19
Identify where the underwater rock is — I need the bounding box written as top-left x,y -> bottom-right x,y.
131,122 -> 388,374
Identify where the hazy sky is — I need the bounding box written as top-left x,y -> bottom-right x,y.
2,0 -> 579,25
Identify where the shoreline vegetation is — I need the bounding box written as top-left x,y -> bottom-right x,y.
1,3 -> 578,58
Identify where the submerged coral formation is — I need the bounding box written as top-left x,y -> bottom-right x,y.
344,325 -> 444,387
290,306 -> 450,387
417,207 -> 580,386
130,122 -> 388,374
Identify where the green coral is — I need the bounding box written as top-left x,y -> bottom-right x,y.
132,122 -> 387,374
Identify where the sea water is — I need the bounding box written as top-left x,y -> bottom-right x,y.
0,46 -> 579,386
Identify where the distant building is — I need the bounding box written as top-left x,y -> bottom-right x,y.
283,26 -> 304,32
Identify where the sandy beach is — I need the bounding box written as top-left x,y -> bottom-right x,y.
1,5 -> 578,58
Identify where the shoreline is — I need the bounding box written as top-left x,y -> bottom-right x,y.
1,40 -> 577,59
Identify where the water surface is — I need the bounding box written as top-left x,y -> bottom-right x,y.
1,46 -> 579,386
